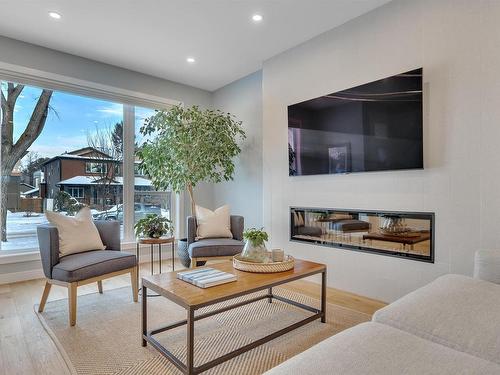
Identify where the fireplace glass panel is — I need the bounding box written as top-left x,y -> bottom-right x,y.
290,207 -> 434,263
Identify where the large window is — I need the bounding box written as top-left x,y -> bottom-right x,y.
0,79 -> 172,252
134,107 -> 172,227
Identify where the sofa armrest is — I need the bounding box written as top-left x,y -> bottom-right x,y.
37,225 -> 60,279
474,249 -> 500,285
94,220 -> 121,250
230,215 -> 244,241
187,216 -> 197,245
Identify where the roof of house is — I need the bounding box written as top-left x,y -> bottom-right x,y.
66,147 -> 112,158
22,187 -> 40,196
57,175 -> 152,187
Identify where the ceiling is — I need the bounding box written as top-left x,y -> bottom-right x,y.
0,1 -> 391,91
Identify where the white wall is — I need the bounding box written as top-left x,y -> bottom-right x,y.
212,71 -> 263,228
262,0 -> 500,302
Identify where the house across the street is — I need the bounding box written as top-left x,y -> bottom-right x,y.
41,147 -> 155,209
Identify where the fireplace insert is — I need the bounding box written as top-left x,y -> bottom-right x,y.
290,207 -> 434,263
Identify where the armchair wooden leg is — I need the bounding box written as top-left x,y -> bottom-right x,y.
130,267 -> 138,303
97,281 -> 103,294
68,283 -> 77,327
38,281 -> 52,313
191,258 -> 198,268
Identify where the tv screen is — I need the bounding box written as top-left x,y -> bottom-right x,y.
288,68 -> 423,176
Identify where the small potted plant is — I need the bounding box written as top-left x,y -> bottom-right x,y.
241,228 -> 269,263
134,214 -> 173,239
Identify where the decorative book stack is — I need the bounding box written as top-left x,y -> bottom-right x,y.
177,268 -> 237,288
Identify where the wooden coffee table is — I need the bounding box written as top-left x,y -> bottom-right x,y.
141,259 -> 327,375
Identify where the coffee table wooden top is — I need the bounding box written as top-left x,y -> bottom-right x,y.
142,259 -> 326,309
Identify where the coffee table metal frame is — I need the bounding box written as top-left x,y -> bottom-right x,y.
141,267 -> 327,375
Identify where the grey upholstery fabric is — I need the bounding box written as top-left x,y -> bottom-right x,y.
264,322 -> 500,375
186,215 -> 245,259
37,219 -> 131,283
37,225 -> 60,279
187,216 -> 197,245
52,250 -> 136,283
230,215 -> 244,241
332,220 -> 370,231
188,238 -> 244,257
373,274 -> 500,365
94,220 -> 121,250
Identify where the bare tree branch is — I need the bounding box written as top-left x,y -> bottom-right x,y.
11,90 -> 53,164
8,84 -> 24,104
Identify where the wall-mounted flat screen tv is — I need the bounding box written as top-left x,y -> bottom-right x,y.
288,68 -> 423,176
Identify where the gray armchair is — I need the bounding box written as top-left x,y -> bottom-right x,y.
37,220 -> 138,326
187,215 -> 244,268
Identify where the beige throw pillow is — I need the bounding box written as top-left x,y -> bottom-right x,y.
195,205 -> 233,239
45,207 -> 105,257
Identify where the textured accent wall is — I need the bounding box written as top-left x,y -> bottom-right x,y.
262,0 -> 500,302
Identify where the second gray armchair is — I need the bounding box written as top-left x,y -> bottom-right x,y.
187,215 -> 244,268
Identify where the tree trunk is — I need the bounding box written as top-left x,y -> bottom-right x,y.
187,183 -> 196,216
1,86 -> 53,242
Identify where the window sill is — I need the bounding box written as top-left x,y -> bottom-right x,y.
0,250 -> 41,264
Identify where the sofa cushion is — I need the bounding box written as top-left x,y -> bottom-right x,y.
52,250 -> 136,282
195,205 -> 233,239
373,274 -> 500,365
264,322 -> 500,375
474,249 -> 500,284
45,207 -> 105,257
188,238 -> 243,258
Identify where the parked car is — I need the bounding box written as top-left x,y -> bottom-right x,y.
93,203 -> 162,222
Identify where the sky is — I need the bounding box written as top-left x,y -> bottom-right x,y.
3,82 -> 155,161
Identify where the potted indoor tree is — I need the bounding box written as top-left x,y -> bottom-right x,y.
137,105 -> 246,265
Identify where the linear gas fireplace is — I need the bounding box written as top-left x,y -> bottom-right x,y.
290,207 -> 434,263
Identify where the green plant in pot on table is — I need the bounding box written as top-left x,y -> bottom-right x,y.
137,105 -> 246,266
134,214 -> 173,239
241,228 -> 269,263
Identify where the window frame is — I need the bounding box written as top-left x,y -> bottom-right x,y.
0,64 -> 182,255
85,162 -> 108,174
67,187 -> 84,199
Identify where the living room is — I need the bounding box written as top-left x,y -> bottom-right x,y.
1,1 -> 500,374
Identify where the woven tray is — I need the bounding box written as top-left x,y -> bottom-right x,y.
233,255 -> 295,273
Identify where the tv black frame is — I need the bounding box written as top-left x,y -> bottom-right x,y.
287,68 -> 424,177
289,206 -> 435,263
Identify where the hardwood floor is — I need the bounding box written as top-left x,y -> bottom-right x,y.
0,260 -> 386,375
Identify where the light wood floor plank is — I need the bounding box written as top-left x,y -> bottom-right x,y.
0,259 -> 386,374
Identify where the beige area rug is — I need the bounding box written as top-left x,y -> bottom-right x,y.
36,286 -> 370,375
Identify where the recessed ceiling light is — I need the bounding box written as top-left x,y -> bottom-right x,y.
186,57 -> 195,63
252,14 -> 263,22
48,11 -> 62,19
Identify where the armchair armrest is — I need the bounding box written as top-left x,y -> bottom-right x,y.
94,220 -> 121,250
37,225 -> 60,279
187,216 -> 197,245
230,215 -> 244,241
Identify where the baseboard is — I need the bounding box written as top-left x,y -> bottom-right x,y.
0,268 -> 45,285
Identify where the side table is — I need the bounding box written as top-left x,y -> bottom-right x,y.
136,237 -> 175,288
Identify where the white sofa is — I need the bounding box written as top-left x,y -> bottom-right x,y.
266,251 -> 500,375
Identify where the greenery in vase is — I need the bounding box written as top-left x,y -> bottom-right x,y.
134,214 -> 173,239
243,228 -> 269,247
137,105 -> 246,215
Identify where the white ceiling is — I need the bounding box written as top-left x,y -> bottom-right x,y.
0,0 -> 391,91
